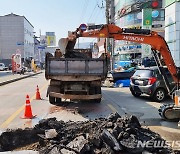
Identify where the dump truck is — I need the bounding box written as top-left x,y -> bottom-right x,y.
45,35 -> 108,104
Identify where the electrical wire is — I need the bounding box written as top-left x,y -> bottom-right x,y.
94,7 -> 105,23
79,0 -> 90,24
88,4 -> 98,23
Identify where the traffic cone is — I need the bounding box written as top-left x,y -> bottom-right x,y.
21,95 -> 35,119
36,85 -> 41,100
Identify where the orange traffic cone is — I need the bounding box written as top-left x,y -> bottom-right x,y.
21,95 -> 35,119
36,85 -> 41,100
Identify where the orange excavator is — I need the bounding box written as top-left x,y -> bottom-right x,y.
63,24 -> 180,121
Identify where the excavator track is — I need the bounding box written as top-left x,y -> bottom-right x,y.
159,104 -> 180,121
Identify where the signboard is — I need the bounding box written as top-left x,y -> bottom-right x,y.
141,44 -> 152,58
12,54 -> 22,73
47,36 -> 56,46
40,35 -> 47,46
14,54 -> 21,72
142,9 -> 152,26
11,54 -> 16,73
142,9 -> 152,58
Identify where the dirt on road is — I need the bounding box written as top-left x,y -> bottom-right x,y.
0,113 -> 179,154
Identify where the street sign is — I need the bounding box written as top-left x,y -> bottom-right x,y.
38,46 -> 45,49
79,24 -> 87,31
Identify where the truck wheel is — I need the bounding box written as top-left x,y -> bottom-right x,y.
94,98 -> 101,103
96,86 -> 101,94
56,98 -> 62,104
49,96 -> 55,104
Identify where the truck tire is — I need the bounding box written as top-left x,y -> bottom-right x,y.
49,96 -> 55,104
95,98 -> 101,103
49,96 -> 62,105
96,86 -> 101,94
56,98 -> 62,104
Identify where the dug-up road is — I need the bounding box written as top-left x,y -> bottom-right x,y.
0,72 -> 180,149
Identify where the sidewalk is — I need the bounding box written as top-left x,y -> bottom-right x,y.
0,71 -> 43,86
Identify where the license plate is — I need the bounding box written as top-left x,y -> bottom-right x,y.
71,84 -> 82,90
135,80 -> 143,85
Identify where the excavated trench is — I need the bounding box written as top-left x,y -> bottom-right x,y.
0,113 -> 179,154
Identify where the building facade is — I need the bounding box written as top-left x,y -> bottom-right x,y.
0,13 -> 34,65
114,0 -> 165,68
165,0 -> 180,66
34,37 -> 41,64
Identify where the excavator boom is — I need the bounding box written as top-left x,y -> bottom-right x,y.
68,23 -> 180,121
76,24 -> 178,83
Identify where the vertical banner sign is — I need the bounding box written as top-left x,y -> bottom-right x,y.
142,9 -> 152,58
143,8 -> 152,26
11,54 -> 16,73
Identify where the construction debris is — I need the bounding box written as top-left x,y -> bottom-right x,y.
64,50 -> 89,59
0,113 -> 177,153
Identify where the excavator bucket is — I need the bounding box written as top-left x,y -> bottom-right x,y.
58,38 -> 68,54
58,37 -> 77,54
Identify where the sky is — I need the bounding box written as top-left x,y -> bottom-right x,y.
0,0 -> 106,46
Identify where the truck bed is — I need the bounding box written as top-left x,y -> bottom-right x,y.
45,55 -> 108,81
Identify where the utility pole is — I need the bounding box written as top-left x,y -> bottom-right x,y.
106,0 -> 110,25
105,0 -> 111,70
106,0 -> 115,70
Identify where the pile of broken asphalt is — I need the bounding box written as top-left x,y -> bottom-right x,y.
0,113 -> 179,154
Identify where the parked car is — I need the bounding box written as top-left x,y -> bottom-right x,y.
8,64 -> 12,70
0,63 -> 8,71
129,66 -> 175,102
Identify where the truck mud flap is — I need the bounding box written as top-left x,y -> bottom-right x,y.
46,86 -> 50,97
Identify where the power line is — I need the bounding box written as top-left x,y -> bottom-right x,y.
88,4 -> 98,23
94,7 -> 105,23
79,0 -> 89,24
88,0 -> 105,23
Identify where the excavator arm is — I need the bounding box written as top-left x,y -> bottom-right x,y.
75,24 -> 178,84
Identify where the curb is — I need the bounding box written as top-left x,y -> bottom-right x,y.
0,72 -> 43,86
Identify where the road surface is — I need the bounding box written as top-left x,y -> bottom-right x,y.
0,71 -> 12,77
0,72 -> 179,148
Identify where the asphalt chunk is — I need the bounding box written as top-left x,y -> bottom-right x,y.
0,113 -> 177,153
